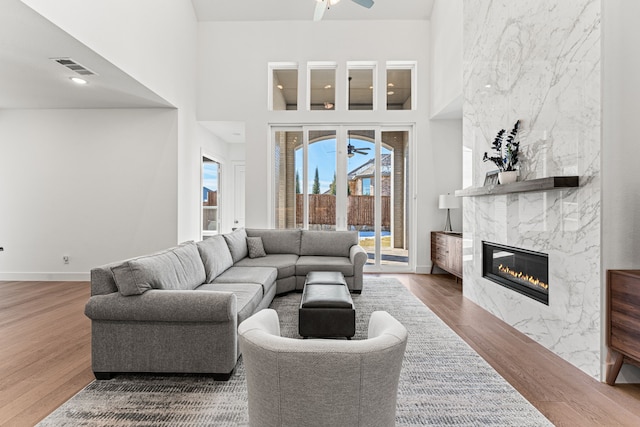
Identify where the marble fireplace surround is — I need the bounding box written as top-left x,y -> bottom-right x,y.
462,0 -> 601,378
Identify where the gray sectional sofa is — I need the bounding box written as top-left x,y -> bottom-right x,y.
84,228 -> 367,380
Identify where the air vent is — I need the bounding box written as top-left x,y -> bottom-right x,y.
51,57 -> 97,76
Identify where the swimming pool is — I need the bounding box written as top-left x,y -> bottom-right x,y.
358,230 -> 390,238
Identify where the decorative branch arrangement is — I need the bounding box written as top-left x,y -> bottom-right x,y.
483,120 -> 520,172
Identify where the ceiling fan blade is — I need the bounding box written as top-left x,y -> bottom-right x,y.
313,0 -> 327,21
351,0 -> 374,9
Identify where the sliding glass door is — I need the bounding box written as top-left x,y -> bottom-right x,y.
273,126 -> 411,271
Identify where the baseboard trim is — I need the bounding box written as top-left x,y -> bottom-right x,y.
415,265 -> 432,274
0,272 -> 90,281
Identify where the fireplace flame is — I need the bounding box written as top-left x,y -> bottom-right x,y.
498,264 -> 549,290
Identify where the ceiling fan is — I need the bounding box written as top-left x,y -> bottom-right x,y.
347,143 -> 371,158
314,0 -> 375,22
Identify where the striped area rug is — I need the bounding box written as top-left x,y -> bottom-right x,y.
38,278 -> 552,426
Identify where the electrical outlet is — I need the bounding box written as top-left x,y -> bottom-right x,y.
63,255 -> 69,264
0,247 -> 4,251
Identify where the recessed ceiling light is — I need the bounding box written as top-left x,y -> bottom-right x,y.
387,91 -> 394,95
369,86 -> 373,90
277,84 -> 284,90
387,83 -> 395,87
324,84 -> 332,89
69,77 -> 88,85
485,84 -> 492,88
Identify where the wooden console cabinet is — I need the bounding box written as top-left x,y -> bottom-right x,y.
606,269 -> 640,385
430,231 -> 463,281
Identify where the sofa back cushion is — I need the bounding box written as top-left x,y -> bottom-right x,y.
197,235 -> 234,283
223,228 -> 249,263
246,229 -> 301,254
300,230 -> 358,257
111,242 -> 206,296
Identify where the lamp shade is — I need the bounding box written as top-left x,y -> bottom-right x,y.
438,194 -> 461,210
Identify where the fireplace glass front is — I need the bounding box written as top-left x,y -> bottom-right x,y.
482,242 -> 549,305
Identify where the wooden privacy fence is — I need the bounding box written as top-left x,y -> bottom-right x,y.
204,190 -> 218,206
296,194 -> 390,227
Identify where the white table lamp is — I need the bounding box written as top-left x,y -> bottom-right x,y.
439,194 -> 461,232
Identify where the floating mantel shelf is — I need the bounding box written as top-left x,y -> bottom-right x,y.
455,176 -> 579,198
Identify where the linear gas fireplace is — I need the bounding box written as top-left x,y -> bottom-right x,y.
482,242 -> 549,305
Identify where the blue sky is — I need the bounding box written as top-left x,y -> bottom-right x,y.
296,138 -> 388,193
203,163 -> 218,192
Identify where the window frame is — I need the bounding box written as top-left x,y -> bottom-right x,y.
268,62 -> 299,111
201,153 -> 222,239
346,61 -> 377,111
307,61 -> 338,111
385,61 -> 417,111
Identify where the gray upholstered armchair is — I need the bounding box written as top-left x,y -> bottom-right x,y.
238,309 -> 408,427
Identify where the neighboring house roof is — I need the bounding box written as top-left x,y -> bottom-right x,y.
348,154 -> 391,180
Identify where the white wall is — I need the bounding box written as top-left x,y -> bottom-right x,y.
429,0 -> 464,235
602,0 -> 640,382
20,0 -> 194,108
21,0 -> 213,245
198,19 -> 456,271
429,120 -> 463,232
0,109 -> 178,280
430,0 -> 463,119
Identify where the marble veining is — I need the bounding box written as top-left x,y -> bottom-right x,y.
462,0 -> 602,378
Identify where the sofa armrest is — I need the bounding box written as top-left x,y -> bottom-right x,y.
85,290 -> 237,323
349,245 -> 367,293
350,245 -> 368,267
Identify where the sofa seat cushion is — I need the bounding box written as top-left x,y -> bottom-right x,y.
111,242 -> 206,296
234,254 -> 298,280
213,266 -> 277,297
296,256 -> 354,277
197,235 -> 234,283
197,283 -> 263,324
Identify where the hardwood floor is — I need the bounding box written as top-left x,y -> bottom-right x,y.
2,275 -> 640,426
390,273 -> 640,427
0,281 -> 93,427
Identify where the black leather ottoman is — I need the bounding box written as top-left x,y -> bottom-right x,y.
299,271 -> 355,339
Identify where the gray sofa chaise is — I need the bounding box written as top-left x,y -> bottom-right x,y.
84,228 -> 367,380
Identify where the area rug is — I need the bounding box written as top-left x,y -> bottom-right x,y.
38,278 -> 552,426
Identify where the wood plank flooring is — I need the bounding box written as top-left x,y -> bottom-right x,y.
0,281 -> 93,427
2,275 -> 640,426
390,273 -> 640,427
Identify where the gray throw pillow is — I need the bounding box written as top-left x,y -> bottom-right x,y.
246,237 -> 267,258
111,242 -> 206,296
223,228 -> 249,263
197,235 -> 234,283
